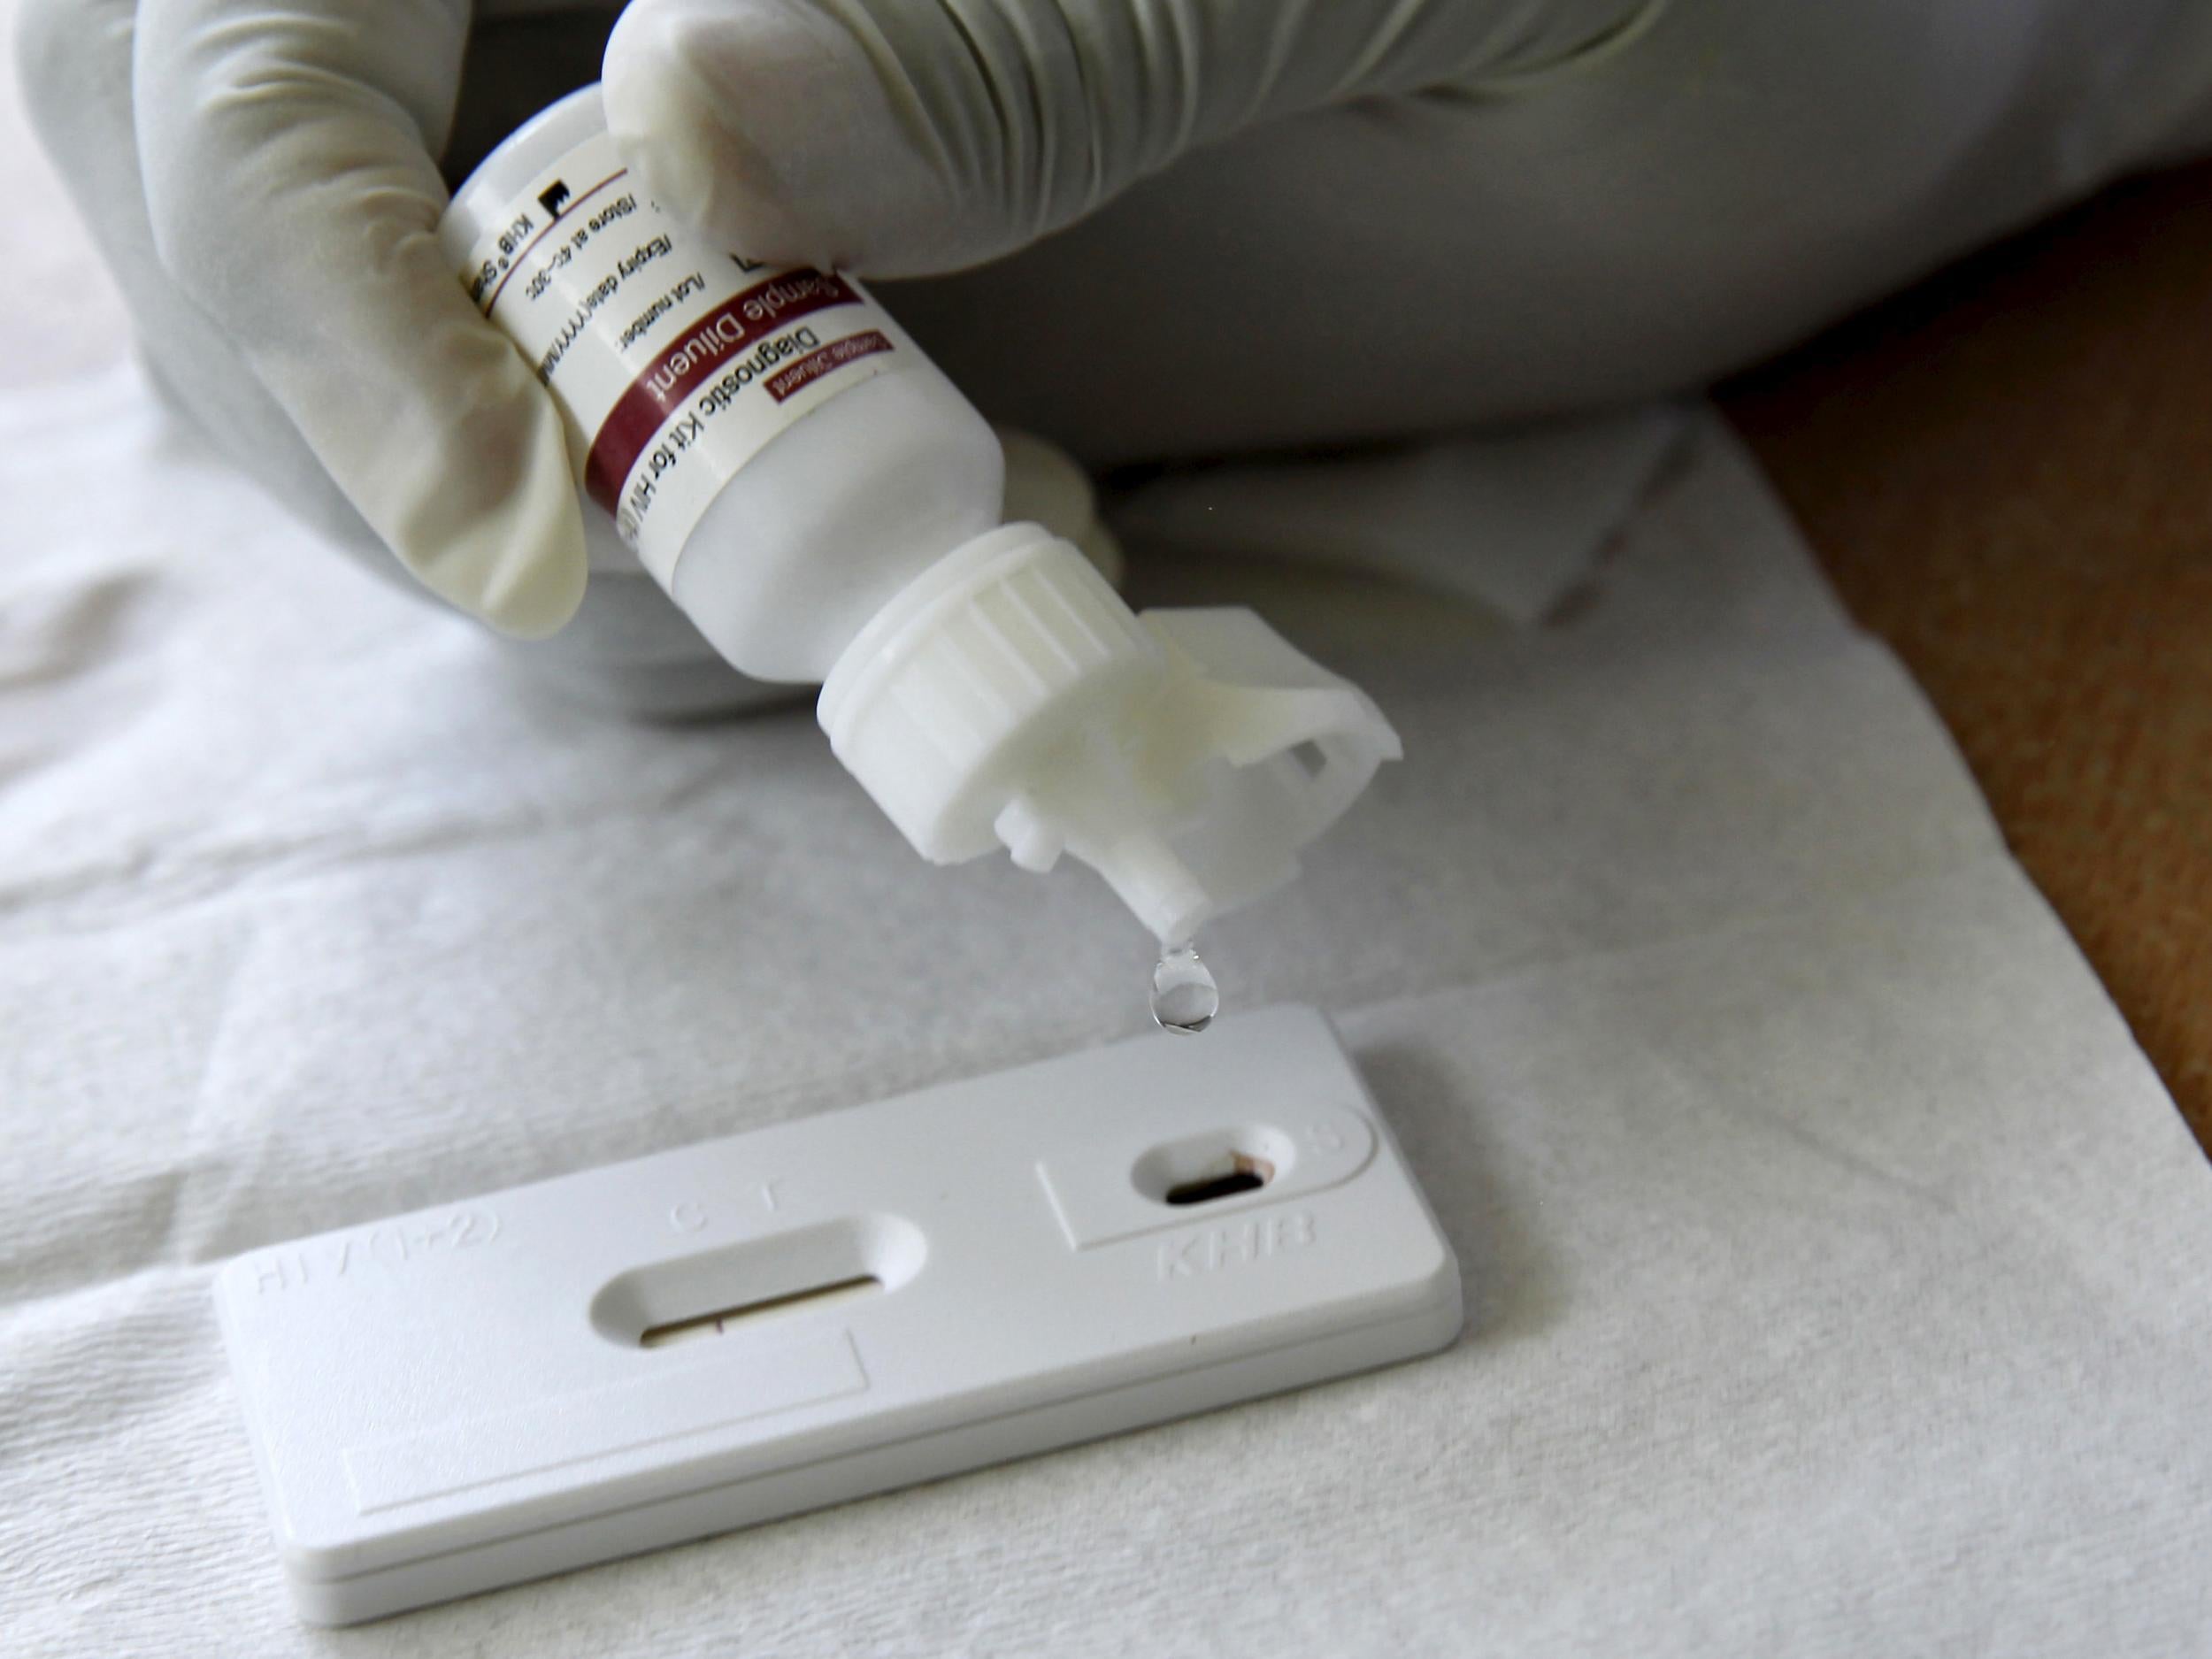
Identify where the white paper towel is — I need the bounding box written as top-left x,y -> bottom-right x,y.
4,368 -> 2210,1657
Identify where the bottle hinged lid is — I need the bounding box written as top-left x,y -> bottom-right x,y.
818,525 -> 1402,941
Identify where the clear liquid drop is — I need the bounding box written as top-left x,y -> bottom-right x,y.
1150,941 -> 1219,1035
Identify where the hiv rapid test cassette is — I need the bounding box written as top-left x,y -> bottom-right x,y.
215,1006 -> 1463,1623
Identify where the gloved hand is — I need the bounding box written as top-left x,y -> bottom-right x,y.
27,0 -> 2209,654
16,0 -> 1647,649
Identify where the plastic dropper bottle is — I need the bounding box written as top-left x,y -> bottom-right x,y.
441,86 -> 1400,944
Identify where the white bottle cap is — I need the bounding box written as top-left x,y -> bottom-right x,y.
818,524 -> 1402,942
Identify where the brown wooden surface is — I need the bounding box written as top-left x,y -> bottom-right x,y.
1722,165 -> 2212,1152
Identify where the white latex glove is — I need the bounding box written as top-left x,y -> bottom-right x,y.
15,0 -> 626,639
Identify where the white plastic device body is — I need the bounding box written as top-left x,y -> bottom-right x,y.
215,1006 -> 1463,1624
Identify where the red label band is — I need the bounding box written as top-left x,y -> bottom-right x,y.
583,270 -> 864,511
766,331 -> 895,403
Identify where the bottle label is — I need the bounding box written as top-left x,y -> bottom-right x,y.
455,130 -> 910,586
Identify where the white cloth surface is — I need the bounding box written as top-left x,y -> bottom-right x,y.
1111,407 -> 1682,627
4,368 -> 2212,1655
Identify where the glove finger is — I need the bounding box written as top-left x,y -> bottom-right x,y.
133,0 -> 586,637
13,0 -> 403,565
602,0 -> 1652,278
604,0 -> 1010,274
